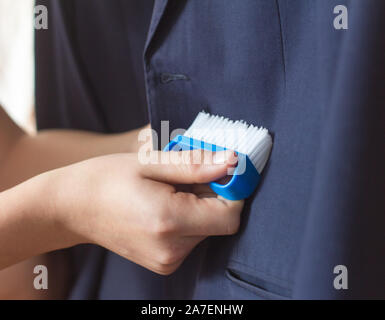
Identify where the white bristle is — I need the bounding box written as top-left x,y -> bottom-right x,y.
184,111 -> 273,173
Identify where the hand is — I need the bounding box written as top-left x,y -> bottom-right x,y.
53,150 -> 243,275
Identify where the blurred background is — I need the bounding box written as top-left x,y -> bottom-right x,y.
0,0 -> 35,132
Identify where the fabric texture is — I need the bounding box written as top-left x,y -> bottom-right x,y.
35,0 -> 385,299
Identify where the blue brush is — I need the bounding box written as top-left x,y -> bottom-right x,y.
164,112 -> 273,200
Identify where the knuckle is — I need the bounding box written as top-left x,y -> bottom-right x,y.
151,207 -> 177,236
181,150 -> 195,165
152,217 -> 176,236
189,164 -> 206,183
225,214 -> 241,235
156,248 -> 180,266
155,264 -> 179,276
180,151 -> 206,182
227,200 -> 245,213
170,192 -> 191,215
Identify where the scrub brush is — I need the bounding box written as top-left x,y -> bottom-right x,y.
164,111 -> 273,200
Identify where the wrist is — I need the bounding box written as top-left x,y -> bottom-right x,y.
47,163 -> 92,247
34,168 -> 86,249
0,171 -> 78,269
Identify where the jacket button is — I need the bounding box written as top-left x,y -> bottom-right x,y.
160,73 -> 189,84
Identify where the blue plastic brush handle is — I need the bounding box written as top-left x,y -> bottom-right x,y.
164,135 -> 261,200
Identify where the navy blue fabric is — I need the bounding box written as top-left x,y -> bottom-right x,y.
35,0 -> 385,299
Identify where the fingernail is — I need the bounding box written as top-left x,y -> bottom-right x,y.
213,150 -> 238,165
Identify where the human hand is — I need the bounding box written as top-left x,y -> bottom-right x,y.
53,150 -> 243,275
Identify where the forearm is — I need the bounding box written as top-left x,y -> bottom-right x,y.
0,105 -> 147,190
0,106 -> 148,298
0,171 -> 75,270
0,126 -> 147,191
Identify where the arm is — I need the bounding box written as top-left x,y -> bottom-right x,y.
0,149 -> 242,276
0,106 -> 146,191
0,106 -> 243,299
0,105 -> 147,299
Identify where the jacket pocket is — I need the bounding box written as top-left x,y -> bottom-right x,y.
226,261 -> 291,300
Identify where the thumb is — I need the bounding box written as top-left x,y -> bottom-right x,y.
140,150 -> 238,184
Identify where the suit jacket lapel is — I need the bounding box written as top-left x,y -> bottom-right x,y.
144,0 -> 170,58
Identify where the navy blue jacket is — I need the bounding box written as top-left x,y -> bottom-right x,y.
35,0 -> 385,299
